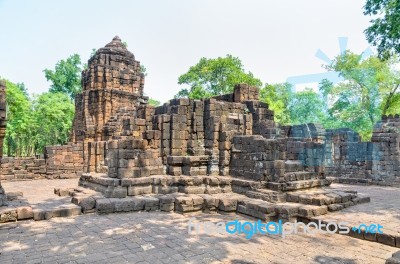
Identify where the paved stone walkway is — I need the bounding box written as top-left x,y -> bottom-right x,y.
0,211 -> 397,264
1,180 -> 400,263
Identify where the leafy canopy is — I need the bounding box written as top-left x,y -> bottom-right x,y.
321,50 -> 400,139
364,0 -> 400,59
43,54 -> 83,100
260,83 -> 292,125
176,55 -> 262,99
31,92 -> 75,153
2,79 -> 75,156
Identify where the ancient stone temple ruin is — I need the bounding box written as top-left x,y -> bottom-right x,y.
3,36 -> 400,224
63,36 -> 370,221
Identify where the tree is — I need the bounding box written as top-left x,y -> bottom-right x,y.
175,55 -> 262,99
30,92 -> 75,154
16,82 -> 29,98
43,54 -> 82,100
288,88 -> 325,125
321,51 -> 400,139
3,79 -> 33,156
260,83 -> 292,125
1,79 -> 75,156
364,0 -> 400,58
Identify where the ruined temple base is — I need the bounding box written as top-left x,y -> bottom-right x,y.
76,172 -> 370,222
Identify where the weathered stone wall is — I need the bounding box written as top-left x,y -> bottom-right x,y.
0,157 -> 46,180
324,128 -> 373,180
0,80 -> 6,203
289,118 -> 400,186
370,115 -> 400,185
0,80 -> 6,158
45,142 -> 84,179
0,143 -> 83,181
0,142 -> 83,181
230,136 -> 325,182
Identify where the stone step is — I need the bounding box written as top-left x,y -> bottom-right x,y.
78,188 -> 367,224
0,205 -> 34,223
80,173 -> 235,197
286,190 -> 367,206
32,204 -> 82,221
237,200 -> 329,221
245,189 -> 286,203
237,199 -> 277,221
231,178 -> 264,194
284,160 -> 304,172
90,193 -> 245,215
283,171 -> 317,182
267,179 -> 331,191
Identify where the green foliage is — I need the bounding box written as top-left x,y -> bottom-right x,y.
43,54 -> 82,100
260,83 -> 292,125
31,92 -> 75,154
2,79 -> 74,156
148,98 -> 160,107
16,82 -> 29,98
260,84 -> 325,126
288,88 -> 325,125
364,0 -> 400,58
3,79 -> 32,156
321,51 -> 400,140
175,55 -> 262,99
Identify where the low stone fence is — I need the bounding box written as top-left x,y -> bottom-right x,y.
0,142 -> 84,181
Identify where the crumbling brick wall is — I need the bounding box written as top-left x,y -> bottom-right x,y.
0,143 -> 84,181
0,80 -> 6,158
0,80 -> 5,203
44,142 -> 84,179
0,157 -> 46,180
324,128 -> 373,180
370,115 -> 400,185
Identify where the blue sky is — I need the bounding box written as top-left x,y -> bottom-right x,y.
0,0 -> 372,103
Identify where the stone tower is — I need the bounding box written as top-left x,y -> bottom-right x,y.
72,36 -> 148,143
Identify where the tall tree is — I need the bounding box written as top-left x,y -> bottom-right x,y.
2,79 -> 75,156
175,55 -> 262,99
364,0 -> 400,58
321,51 -> 400,139
31,92 -> 75,154
43,54 -> 82,100
3,79 -> 33,156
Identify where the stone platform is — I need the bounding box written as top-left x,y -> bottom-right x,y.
77,173 -> 368,221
